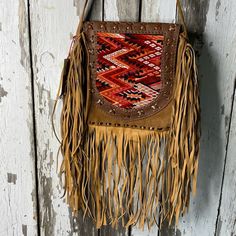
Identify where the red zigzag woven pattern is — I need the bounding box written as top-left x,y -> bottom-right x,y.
96,32 -> 164,109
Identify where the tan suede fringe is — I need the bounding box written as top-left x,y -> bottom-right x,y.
53,26 -> 200,230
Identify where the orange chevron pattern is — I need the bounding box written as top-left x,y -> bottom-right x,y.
96,32 -> 164,109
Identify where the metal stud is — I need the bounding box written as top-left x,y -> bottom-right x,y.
109,109 -> 116,114
169,25 -> 175,31
97,99 -> 103,105
138,110 -> 144,116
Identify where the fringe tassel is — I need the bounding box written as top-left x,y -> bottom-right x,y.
56,31 -> 200,229
59,32 -> 91,215
162,32 -> 200,226
85,125 -> 169,229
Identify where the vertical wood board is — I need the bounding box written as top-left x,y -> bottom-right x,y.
29,0 -> 101,235
0,0 -> 38,235
177,0 -> 236,235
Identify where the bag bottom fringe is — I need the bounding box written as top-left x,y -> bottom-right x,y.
62,125 -> 191,230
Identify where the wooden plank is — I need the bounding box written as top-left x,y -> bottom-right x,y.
141,0 -> 176,23
129,1 -> 177,236
98,1 -> 140,235
215,86 -> 236,236
176,0 -> 236,236
0,0 -> 38,235
29,0 -> 102,235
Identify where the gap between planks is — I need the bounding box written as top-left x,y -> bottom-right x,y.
214,78 -> 236,236
26,0 -> 41,235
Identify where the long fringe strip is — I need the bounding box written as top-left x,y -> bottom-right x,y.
58,31 -> 200,229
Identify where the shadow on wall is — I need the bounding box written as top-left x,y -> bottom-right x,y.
193,34 -> 223,218
162,2 -> 224,232
181,0 -> 224,225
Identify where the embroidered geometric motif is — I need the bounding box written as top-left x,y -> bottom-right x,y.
96,32 -> 164,109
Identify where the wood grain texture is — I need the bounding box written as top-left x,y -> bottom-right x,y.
29,0 -> 101,235
176,0 -> 236,236
215,88 -> 236,236
141,0 -> 176,23
0,0 -> 38,235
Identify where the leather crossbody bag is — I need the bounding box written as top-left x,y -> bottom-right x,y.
53,0 -> 200,229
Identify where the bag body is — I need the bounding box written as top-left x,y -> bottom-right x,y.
54,0 -> 200,230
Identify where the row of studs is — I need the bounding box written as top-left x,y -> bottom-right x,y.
87,23 -> 176,32
88,120 -> 169,131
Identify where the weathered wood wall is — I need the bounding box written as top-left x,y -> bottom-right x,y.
0,0 -> 236,235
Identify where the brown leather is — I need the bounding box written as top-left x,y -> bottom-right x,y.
83,21 -> 180,130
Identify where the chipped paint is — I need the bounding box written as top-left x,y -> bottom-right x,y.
40,175 -> 56,235
216,0 -> 221,21
181,0 -> 210,34
216,217 -> 222,236
18,0 -> 29,70
221,105 -> 225,115
116,1 -> 139,21
73,0 -> 83,16
0,84 -> 8,102
7,173 -> 17,184
22,224 -> 28,236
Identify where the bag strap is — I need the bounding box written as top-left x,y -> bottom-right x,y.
176,0 -> 188,37
76,0 -> 188,36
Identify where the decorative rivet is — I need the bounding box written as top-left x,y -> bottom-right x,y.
90,88 -> 95,93
100,24 -> 104,28
97,99 -> 103,105
151,105 -> 156,110
126,26 -> 130,30
169,25 -> 175,31
150,127 -> 154,130
109,109 -> 116,114
140,26 -> 144,30
138,110 -> 144,116
113,26 -> 117,29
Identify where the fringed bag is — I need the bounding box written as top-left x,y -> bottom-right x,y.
53,0 -> 200,230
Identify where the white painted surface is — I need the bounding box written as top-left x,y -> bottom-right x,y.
178,0 -> 236,235
217,91 -> 236,236
1,0 -> 236,235
0,0 -> 38,235
30,0 -> 97,235
141,0 -> 176,23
